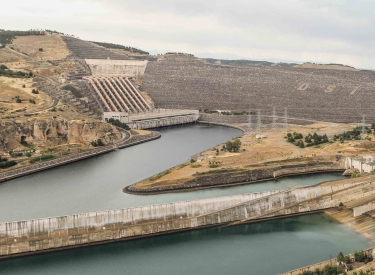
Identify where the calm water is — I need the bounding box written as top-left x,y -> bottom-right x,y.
0,214 -> 372,275
0,123 -> 371,274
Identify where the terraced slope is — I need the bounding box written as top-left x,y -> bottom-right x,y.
62,37 -> 130,60
142,61 -> 375,123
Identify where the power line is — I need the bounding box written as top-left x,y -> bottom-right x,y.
362,115 -> 366,138
257,110 -> 261,133
272,107 -> 277,130
248,109 -> 252,133
284,107 -> 288,130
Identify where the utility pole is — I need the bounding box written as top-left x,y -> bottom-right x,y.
257,110 -> 261,133
248,110 -> 252,134
362,115 -> 366,138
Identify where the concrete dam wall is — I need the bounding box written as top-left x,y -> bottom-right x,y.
85,59 -> 148,76
1,181 -> 374,258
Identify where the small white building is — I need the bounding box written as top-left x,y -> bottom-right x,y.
256,134 -> 267,139
103,112 -> 130,123
345,156 -> 375,173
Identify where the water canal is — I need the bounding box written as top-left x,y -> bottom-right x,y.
0,123 -> 371,274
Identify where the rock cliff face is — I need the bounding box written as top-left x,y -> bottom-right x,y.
0,118 -> 122,150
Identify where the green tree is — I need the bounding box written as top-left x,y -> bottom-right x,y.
225,140 -> 233,152
337,252 -> 345,263
232,139 -> 241,152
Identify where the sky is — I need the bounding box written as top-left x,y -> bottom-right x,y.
1,0 -> 375,69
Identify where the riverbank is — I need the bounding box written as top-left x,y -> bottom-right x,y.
0,130 -> 160,183
278,245 -> 375,275
124,161 -> 345,194
127,121 -> 375,194
324,207 -> 375,242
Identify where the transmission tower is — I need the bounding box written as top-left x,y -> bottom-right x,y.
248,110 -> 252,133
284,107 -> 288,130
272,107 -> 277,130
362,115 -> 366,138
257,110 -> 261,133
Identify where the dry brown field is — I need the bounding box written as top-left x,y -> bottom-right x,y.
135,121 -> 375,189
10,34 -> 70,60
0,76 -> 52,115
293,63 -> 358,71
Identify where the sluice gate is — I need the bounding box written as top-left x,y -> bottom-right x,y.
1,181 -> 374,258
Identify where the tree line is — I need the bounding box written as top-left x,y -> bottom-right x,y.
0,65 -> 32,78
90,41 -> 149,55
0,30 -> 45,48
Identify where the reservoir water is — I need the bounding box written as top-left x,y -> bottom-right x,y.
0,123 -> 372,274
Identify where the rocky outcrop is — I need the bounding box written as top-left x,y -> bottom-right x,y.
0,118 -> 122,150
342,168 -> 360,176
0,134 -> 6,150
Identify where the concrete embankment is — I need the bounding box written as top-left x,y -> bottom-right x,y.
124,161 -> 344,194
0,131 -> 160,183
197,120 -> 246,133
1,180 -> 374,259
198,113 -> 313,125
0,190 -> 279,259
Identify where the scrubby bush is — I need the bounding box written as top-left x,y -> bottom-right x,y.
226,138 -> 241,152
91,139 -> 105,147
107,118 -> 130,130
0,160 -> 17,168
29,155 -> 54,163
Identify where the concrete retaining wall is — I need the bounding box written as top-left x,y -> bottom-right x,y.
353,201 -> 375,217
1,180 -> 375,258
193,181 -> 375,227
345,157 -> 375,173
273,163 -> 344,178
198,114 -> 313,125
0,190 -> 279,257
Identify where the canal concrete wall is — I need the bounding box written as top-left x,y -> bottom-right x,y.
0,131 -> 160,183
0,190 -> 279,257
273,161 -> 345,178
1,180 -> 375,258
198,114 -> 313,125
345,157 -> 375,174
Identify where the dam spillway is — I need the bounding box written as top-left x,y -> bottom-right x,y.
84,76 -> 151,113
1,180 -> 374,259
